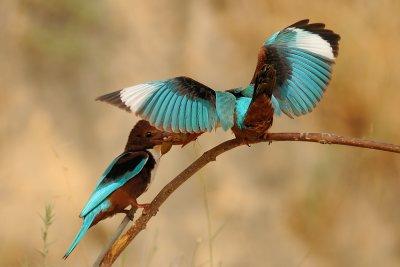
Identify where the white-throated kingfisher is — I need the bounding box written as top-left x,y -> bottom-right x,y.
63,120 -> 191,259
97,19 -> 340,142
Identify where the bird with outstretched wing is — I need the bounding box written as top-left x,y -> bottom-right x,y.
97,19 -> 340,142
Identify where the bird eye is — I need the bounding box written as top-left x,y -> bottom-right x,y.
145,131 -> 152,137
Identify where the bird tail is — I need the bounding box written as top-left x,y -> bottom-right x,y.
63,201 -> 109,259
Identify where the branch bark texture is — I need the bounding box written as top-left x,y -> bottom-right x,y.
98,132 -> 400,266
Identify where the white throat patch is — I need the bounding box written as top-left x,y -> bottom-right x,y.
148,145 -> 162,162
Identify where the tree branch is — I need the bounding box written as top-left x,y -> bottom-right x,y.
93,208 -> 137,267
265,132 -> 400,153
98,132 -> 400,266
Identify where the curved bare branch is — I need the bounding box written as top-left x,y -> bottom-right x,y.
98,132 -> 400,266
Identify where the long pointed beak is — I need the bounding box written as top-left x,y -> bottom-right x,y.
162,130 -> 175,139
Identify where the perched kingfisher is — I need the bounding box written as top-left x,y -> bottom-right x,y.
97,19 -> 340,142
63,120 -> 189,259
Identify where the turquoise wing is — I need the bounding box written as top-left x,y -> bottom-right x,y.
234,97 -> 251,129
251,19 -> 340,117
80,151 -> 149,217
97,77 -> 236,133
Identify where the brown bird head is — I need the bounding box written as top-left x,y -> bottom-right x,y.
125,120 -> 199,154
125,120 -> 169,153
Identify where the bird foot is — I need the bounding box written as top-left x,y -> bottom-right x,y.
235,136 -> 251,147
262,133 -> 272,145
134,202 -> 155,215
136,203 -> 151,209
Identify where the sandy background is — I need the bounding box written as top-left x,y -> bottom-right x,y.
1,0 -> 400,266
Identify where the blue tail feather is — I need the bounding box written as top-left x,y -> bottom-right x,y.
63,200 -> 110,259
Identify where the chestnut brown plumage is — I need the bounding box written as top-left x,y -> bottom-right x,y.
64,120 -> 192,259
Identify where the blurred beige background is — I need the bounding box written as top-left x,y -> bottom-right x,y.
1,0 -> 400,266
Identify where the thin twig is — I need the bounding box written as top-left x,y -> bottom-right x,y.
99,132 -> 400,266
93,208 -> 137,267
265,132 -> 400,153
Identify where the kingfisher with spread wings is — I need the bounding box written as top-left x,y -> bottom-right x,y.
97,19 -> 340,142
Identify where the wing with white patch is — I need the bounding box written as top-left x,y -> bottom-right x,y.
80,151 -> 149,217
97,77 -> 236,133
251,19 -> 340,117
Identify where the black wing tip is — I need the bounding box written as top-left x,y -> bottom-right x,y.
95,90 -> 120,102
288,19 -> 341,57
173,76 -> 216,104
288,19 -> 310,28
96,90 -> 132,113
